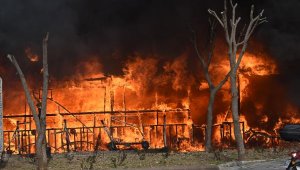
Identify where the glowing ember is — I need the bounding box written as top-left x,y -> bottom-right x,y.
25,48 -> 39,62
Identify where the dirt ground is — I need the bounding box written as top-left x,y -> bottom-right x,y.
0,143 -> 297,170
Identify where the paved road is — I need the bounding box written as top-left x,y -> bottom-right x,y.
129,165 -> 219,170
219,159 -> 289,170
127,159 -> 290,170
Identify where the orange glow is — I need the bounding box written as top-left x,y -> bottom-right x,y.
25,48 -> 39,62
3,47 -> 298,152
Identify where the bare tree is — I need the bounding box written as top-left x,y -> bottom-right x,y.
7,33 -> 49,169
192,19 -> 232,152
208,0 -> 266,160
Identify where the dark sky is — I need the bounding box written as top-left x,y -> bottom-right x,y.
0,0 -> 299,104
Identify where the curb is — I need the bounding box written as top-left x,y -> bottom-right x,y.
218,159 -> 267,170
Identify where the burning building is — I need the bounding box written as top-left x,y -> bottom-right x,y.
0,0 -> 299,154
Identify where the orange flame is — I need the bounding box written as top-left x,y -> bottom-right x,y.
25,48 -> 39,62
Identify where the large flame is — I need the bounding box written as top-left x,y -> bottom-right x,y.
2,45 -> 299,152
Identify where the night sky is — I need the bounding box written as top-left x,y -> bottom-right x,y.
0,0 -> 300,106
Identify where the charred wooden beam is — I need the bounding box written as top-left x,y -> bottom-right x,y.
163,113 -> 167,148
4,114 -> 57,118
4,109 -> 190,119
59,109 -> 190,115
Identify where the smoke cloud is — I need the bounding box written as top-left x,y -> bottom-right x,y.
0,0 -> 299,120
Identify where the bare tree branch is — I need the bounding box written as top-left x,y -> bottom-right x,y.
222,0 -> 231,44
250,5 -> 254,20
191,30 -> 207,68
41,32 -> 49,123
207,17 -> 217,66
208,9 -> 224,28
229,0 -> 234,8
234,7 -> 267,73
237,24 -> 247,46
215,69 -> 231,91
6,54 -> 40,129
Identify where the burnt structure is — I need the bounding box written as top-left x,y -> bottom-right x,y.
0,76 -> 248,154
3,109 -> 193,153
2,108 -> 249,154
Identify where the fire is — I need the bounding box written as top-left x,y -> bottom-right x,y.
2,45 -> 299,153
201,49 -> 286,148
25,48 -> 39,62
240,53 -> 278,76
239,52 -> 278,102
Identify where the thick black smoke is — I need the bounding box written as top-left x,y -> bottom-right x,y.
255,0 -> 300,107
0,0 -> 299,107
0,0 -> 212,78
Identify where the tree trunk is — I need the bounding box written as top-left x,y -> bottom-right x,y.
36,123 -> 47,170
205,89 -> 216,152
6,55 -> 40,126
7,33 -> 50,169
36,33 -> 49,170
36,134 -> 47,170
230,73 -> 245,160
208,0 -> 266,161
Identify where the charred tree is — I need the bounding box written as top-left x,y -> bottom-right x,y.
192,19 -> 231,152
208,0 -> 266,160
7,33 -> 49,169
